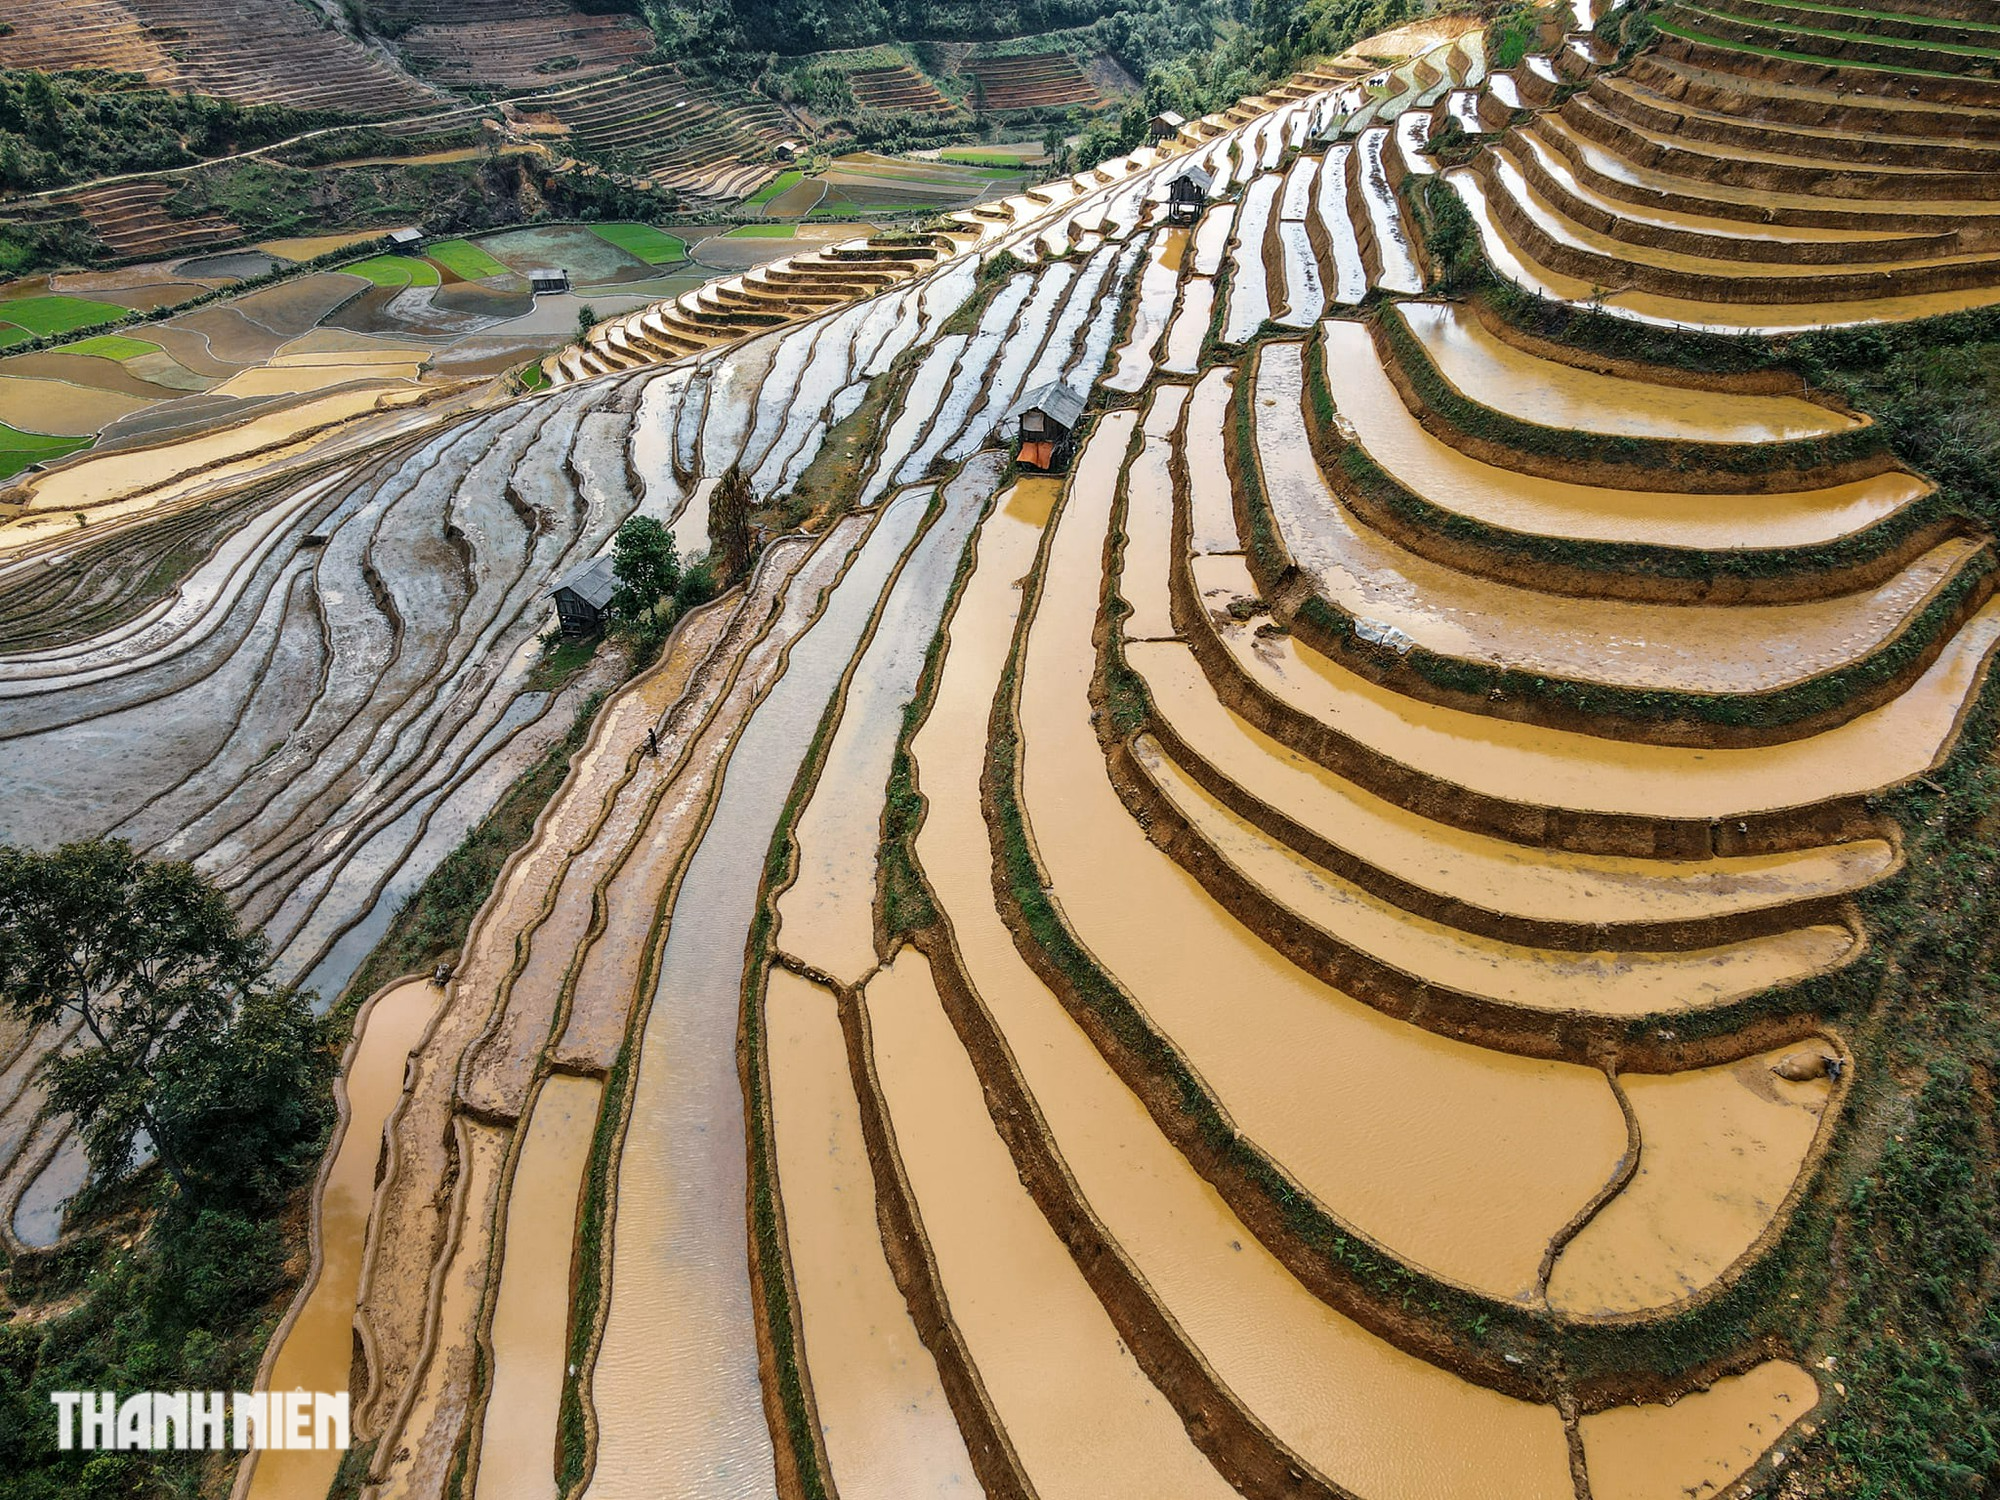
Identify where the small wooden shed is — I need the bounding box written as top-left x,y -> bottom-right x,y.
1014,381 -> 1086,472
549,554 -> 617,636
1167,166 -> 1211,223
1147,111 -> 1187,144
388,226 -> 425,249
528,268 -> 572,295
774,139 -> 802,161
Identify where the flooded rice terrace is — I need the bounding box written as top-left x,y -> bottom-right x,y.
5,10 -> 1998,1499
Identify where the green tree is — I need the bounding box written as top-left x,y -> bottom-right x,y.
0,840 -> 325,1199
609,513 -> 682,627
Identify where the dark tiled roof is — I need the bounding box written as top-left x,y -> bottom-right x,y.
552,553 -> 618,611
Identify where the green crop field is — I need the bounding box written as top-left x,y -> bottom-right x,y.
65,334 -> 162,361
425,239 -> 512,280
940,149 -> 1043,168
745,172 -> 804,207
346,255 -> 442,289
0,421 -> 90,480
725,224 -> 796,238
590,223 -> 690,265
0,294 -> 127,337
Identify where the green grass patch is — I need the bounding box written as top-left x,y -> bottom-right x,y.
62,333 -> 161,361
0,294 -> 127,337
725,223 -> 797,238
344,255 -> 442,289
589,221 -> 689,265
745,171 -> 804,206
517,360 -> 551,392
939,147 -> 1042,167
423,238 -> 511,280
0,421 -> 90,480
0,325 -> 31,349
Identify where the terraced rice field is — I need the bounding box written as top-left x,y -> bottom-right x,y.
848,61 -> 953,115
964,51 -> 1103,112
516,63 -> 800,203
384,0 -> 653,88
9,11 -> 1999,1499
0,0 -> 439,116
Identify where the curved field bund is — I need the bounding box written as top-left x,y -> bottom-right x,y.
9,13 -> 1998,1499
1446,0 -> 2000,328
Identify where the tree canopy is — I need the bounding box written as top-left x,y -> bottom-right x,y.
609,513 -> 683,627
0,839 -> 331,1201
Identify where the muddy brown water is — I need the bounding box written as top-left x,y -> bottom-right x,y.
1136,738 -> 1855,1017
1020,413 -> 1627,1300
863,947 -> 1242,1500
1580,1362 -> 1819,1500
376,1119 -> 511,1500
239,980 -> 443,1500
1248,342 -> 1976,696
1396,301 -> 1855,442
1318,320 -> 1926,551
776,458 -> 997,988
472,1076 -> 604,1500
1107,234 -> 1182,395
1114,385 -> 1189,642
1129,647 -> 1894,933
1547,1048 -> 1835,1317
1174,563 -> 2000,821
912,487 -> 1581,1499
585,491 -> 931,1500
765,969 -> 977,1497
